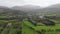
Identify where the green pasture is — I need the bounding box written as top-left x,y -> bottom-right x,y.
22,19 -> 60,34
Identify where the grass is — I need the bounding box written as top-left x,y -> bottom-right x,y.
0,14 -> 60,34
22,19 -> 60,34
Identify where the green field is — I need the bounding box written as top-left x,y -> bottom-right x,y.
22,19 -> 60,34
0,15 -> 60,34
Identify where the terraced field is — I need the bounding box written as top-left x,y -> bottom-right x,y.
22,18 -> 60,34
0,15 -> 60,34
0,15 -> 22,34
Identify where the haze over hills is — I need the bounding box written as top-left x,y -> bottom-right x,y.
12,4 -> 60,13
0,6 -> 26,16
41,4 -> 60,14
0,4 -> 60,15
12,5 -> 41,12
47,4 -> 60,8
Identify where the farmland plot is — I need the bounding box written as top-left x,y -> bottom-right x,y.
22,18 -> 60,34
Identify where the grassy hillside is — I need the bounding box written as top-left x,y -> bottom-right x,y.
22,18 -> 60,34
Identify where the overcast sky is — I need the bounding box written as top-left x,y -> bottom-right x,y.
0,0 -> 60,7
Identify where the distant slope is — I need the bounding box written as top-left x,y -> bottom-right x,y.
32,4 -> 60,15
0,6 -> 26,16
12,4 -> 60,15
40,4 -> 60,14
12,5 -> 41,12
0,4 -> 60,16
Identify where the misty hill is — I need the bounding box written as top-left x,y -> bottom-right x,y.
27,4 -> 60,15
40,4 -> 60,14
0,4 -> 60,16
12,5 -> 41,12
47,4 -> 60,8
0,6 -> 26,16
12,4 -> 60,15
0,6 -> 10,12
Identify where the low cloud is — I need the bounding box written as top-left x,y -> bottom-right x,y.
0,0 -> 60,7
